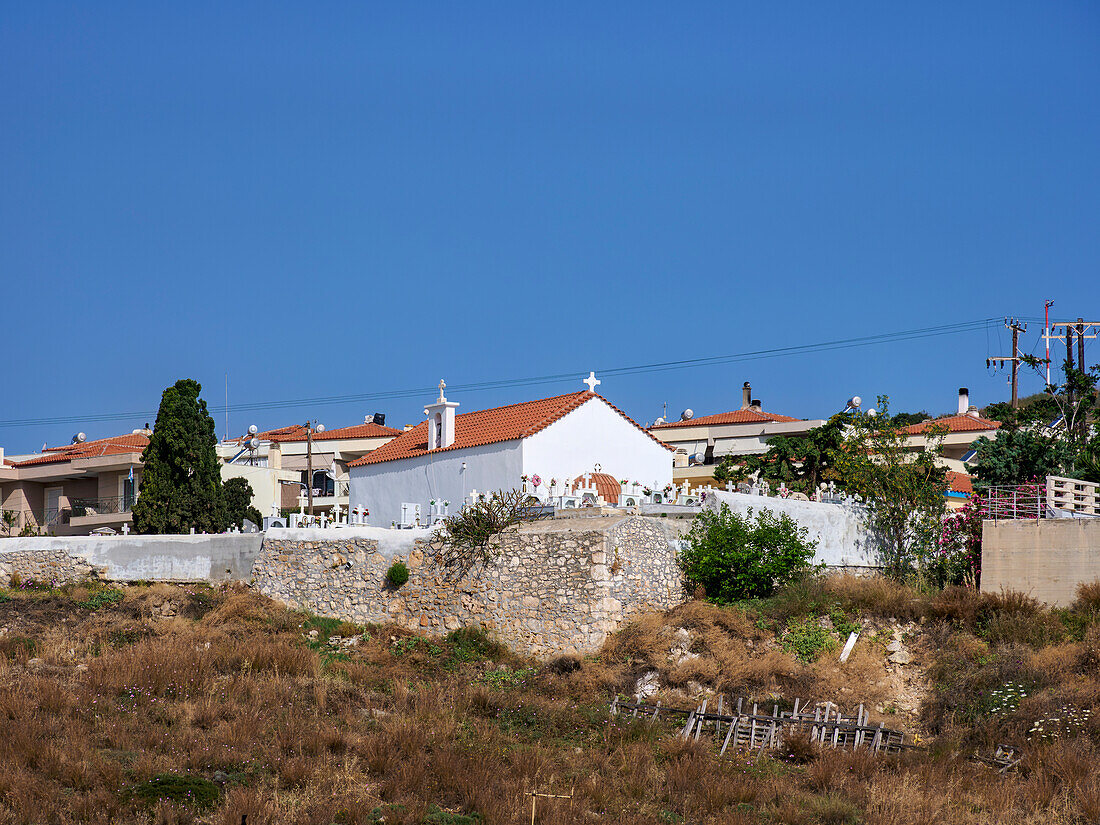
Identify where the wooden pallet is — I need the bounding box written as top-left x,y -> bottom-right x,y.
610,696 -> 909,756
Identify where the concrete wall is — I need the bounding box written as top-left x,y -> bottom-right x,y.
349,440 -> 523,527
251,516 -> 687,657
0,533 -> 264,582
981,518 -> 1100,607
521,398 -> 673,493
704,490 -> 881,569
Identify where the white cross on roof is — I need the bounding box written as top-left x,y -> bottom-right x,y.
583,371 -> 600,393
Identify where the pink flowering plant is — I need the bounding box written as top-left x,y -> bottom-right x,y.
936,494 -> 984,588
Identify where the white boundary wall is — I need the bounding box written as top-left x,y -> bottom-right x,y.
704,491 -> 881,569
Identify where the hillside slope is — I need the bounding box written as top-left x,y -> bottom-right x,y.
0,575 -> 1098,824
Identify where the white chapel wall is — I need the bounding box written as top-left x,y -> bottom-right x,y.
521,398 -> 672,492
348,439 -> 523,527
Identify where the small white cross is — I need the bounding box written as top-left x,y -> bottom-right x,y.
584,371 -> 600,392
438,378 -> 447,402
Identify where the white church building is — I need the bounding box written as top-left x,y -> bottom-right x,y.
347,374 -> 674,526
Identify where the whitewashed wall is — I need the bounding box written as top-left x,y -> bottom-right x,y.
348,440 -> 523,527
704,490 -> 881,569
522,398 -> 672,492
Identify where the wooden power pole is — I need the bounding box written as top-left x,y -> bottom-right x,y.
988,318 -> 1027,408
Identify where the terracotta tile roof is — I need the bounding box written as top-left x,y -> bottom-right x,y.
16,433 -> 149,467
572,473 -> 622,503
226,424 -> 309,444
275,422 -> 401,442
349,391 -> 673,468
903,414 -> 1000,435
649,409 -> 804,429
946,471 -> 974,495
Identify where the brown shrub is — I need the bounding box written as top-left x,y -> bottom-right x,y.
825,573 -> 926,620
1073,579 -> 1100,612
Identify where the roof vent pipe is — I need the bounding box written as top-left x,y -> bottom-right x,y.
958,388 -> 969,416
741,382 -> 752,410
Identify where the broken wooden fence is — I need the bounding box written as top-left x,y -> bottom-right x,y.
610,696 -> 908,756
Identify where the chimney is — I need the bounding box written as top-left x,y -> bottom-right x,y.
967,405 -> 980,419
957,387 -> 969,416
750,398 -> 762,412
741,382 -> 752,410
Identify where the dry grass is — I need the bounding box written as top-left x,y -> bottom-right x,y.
0,575 -> 1098,824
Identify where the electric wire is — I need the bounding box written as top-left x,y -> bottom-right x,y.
0,317 -> 1005,431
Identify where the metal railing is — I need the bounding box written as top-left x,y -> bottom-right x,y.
69,495 -> 135,518
983,484 -> 1045,520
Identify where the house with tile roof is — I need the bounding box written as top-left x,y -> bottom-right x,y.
217,418 -> 402,517
900,388 -> 1000,476
0,431 -> 149,535
347,375 -> 673,527
648,382 -> 825,490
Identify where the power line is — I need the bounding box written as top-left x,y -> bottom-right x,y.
0,317 -> 1004,430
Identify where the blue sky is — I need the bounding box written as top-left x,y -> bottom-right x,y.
2,2 -> 1098,452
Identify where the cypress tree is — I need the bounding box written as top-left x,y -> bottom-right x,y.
132,379 -> 228,534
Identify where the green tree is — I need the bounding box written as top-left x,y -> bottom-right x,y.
970,428 -> 1074,488
982,393 -> 1060,431
679,504 -> 817,602
222,476 -> 262,530
713,415 -> 849,495
889,410 -> 932,427
831,397 -> 948,581
132,379 -> 228,534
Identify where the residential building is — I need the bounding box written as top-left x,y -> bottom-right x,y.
901,388 -> 1000,473
648,382 -> 825,490
348,377 -> 674,527
0,431 -> 148,536
218,418 -> 401,516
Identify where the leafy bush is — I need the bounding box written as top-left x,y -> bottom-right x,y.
423,804 -> 482,824
679,504 -> 817,602
781,617 -> 838,663
76,585 -> 124,611
445,626 -> 506,661
126,774 -> 221,810
386,561 -> 409,588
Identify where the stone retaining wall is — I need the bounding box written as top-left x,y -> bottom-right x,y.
251,515 -> 688,657
0,547 -> 101,584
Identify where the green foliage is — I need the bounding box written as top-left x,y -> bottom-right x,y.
76,584 -> 124,611
970,428 -> 1074,488
132,379 -> 228,534
479,665 -> 538,689
780,617 -> 838,663
222,476 -> 262,529
982,394 -> 1060,430
444,626 -> 506,661
386,560 -> 409,588
831,397 -> 947,581
713,415 -> 848,495
126,773 -> 221,810
889,410 -> 932,427
679,504 -> 818,602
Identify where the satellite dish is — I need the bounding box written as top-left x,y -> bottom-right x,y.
847,396 -> 862,410
681,409 -> 694,421
314,424 -> 325,434
248,424 -> 258,435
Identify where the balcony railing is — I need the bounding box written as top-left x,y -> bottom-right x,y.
69,496 -> 135,518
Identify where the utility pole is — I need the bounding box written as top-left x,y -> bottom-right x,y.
1078,317 -> 1086,372
1044,300 -> 1054,386
306,422 -> 313,517
987,318 -> 1027,408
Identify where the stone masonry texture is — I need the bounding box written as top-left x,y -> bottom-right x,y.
251,515 -> 689,657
